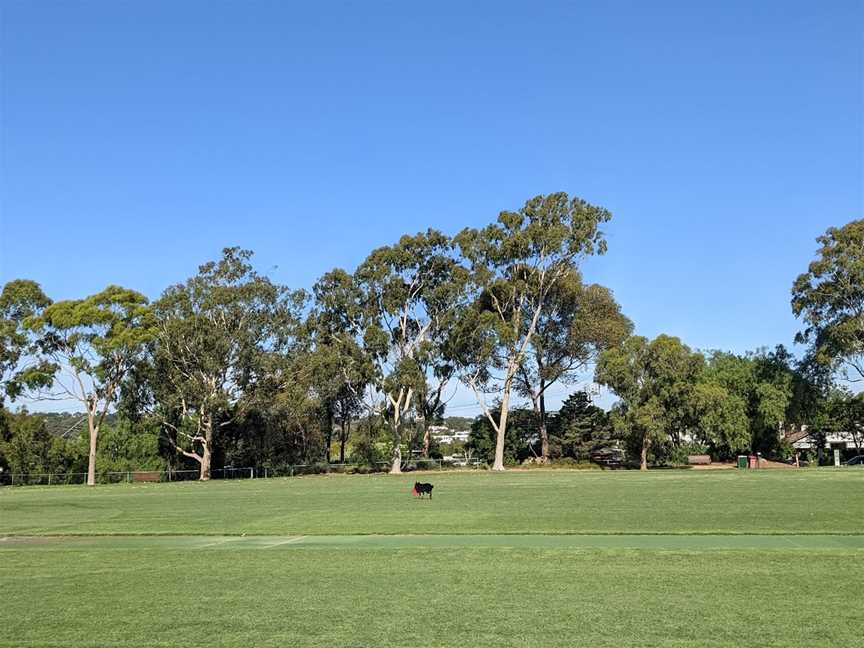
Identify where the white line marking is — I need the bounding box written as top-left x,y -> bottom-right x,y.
263,536 -> 305,549
197,537 -> 246,549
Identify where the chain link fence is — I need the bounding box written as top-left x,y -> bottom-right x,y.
0,458 -> 486,486
0,466 -> 256,486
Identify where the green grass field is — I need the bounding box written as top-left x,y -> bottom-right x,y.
2,469 -> 863,647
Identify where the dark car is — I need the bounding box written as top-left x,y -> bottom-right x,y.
844,455 -> 864,466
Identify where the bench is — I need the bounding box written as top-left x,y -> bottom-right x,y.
132,471 -> 161,483
687,455 -> 711,465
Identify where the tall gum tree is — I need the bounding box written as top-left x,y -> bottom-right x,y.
513,269 -> 631,461
355,230 -> 465,474
152,248 -> 304,480
308,269 -> 373,463
23,286 -> 154,485
792,219 -> 864,382
453,192 -> 611,471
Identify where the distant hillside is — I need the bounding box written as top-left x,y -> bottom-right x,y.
443,416 -> 474,431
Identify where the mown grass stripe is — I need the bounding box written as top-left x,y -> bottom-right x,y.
3,533 -> 864,551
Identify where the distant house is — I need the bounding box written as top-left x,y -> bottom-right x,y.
429,425 -> 470,444
784,426 -> 862,453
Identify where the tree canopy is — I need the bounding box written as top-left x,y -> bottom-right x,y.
23,285 -> 155,485
352,229 -> 467,473
1,203 -> 856,479
792,219 -> 864,382
454,192 -> 612,470
150,248 -> 305,480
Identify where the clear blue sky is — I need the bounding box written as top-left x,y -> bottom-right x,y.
1,1 -> 861,412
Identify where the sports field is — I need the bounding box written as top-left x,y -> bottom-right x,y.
2,470 -> 863,647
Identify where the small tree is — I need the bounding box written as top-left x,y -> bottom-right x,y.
454,192 -> 611,470
24,286 -> 155,485
551,391 -> 613,461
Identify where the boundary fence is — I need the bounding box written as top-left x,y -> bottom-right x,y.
0,458 -> 486,487
0,467 -> 257,487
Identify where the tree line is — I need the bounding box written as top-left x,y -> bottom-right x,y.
1,193 -> 861,483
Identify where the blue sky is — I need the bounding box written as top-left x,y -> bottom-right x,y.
1,1 -> 861,413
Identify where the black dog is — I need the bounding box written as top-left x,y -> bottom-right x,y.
412,482 -> 434,499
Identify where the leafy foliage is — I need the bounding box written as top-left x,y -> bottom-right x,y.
596,335 -> 704,468
454,192 -> 613,469
354,229 -> 465,472
549,391 -> 614,461
0,280 -> 53,404
792,220 -> 864,381
467,408 -> 539,465
22,285 -> 155,484
150,248 -> 306,479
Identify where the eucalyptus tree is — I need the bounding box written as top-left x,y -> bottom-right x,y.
0,280 -> 53,406
453,192 -> 611,470
23,286 -> 155,485
354,230 -> 465,474
701,348 -> 801,455
514,269 -> 631,461
689,382 -> 750,457
309,269 -> 372,463
595,335 -> 704,469
792,219 -> 864,382
151,248 -> 305,480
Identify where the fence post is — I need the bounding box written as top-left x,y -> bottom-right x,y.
11,473 -> 14,487
48,473 -> 52,486
249,467 -> 254,480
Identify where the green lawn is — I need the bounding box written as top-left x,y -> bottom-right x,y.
2,546 -> 861,647
1,470 -> 862,647
2,469 -> 863,535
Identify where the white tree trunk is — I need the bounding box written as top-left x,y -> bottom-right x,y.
492,380 -> 512,471
388,389 -> 412,475
199,416 -> 213,481
86,416 -> 99,487
421,425 -> 431,458
390,442 -> 402,474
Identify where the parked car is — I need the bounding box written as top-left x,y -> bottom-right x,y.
844,455 -> 864,466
